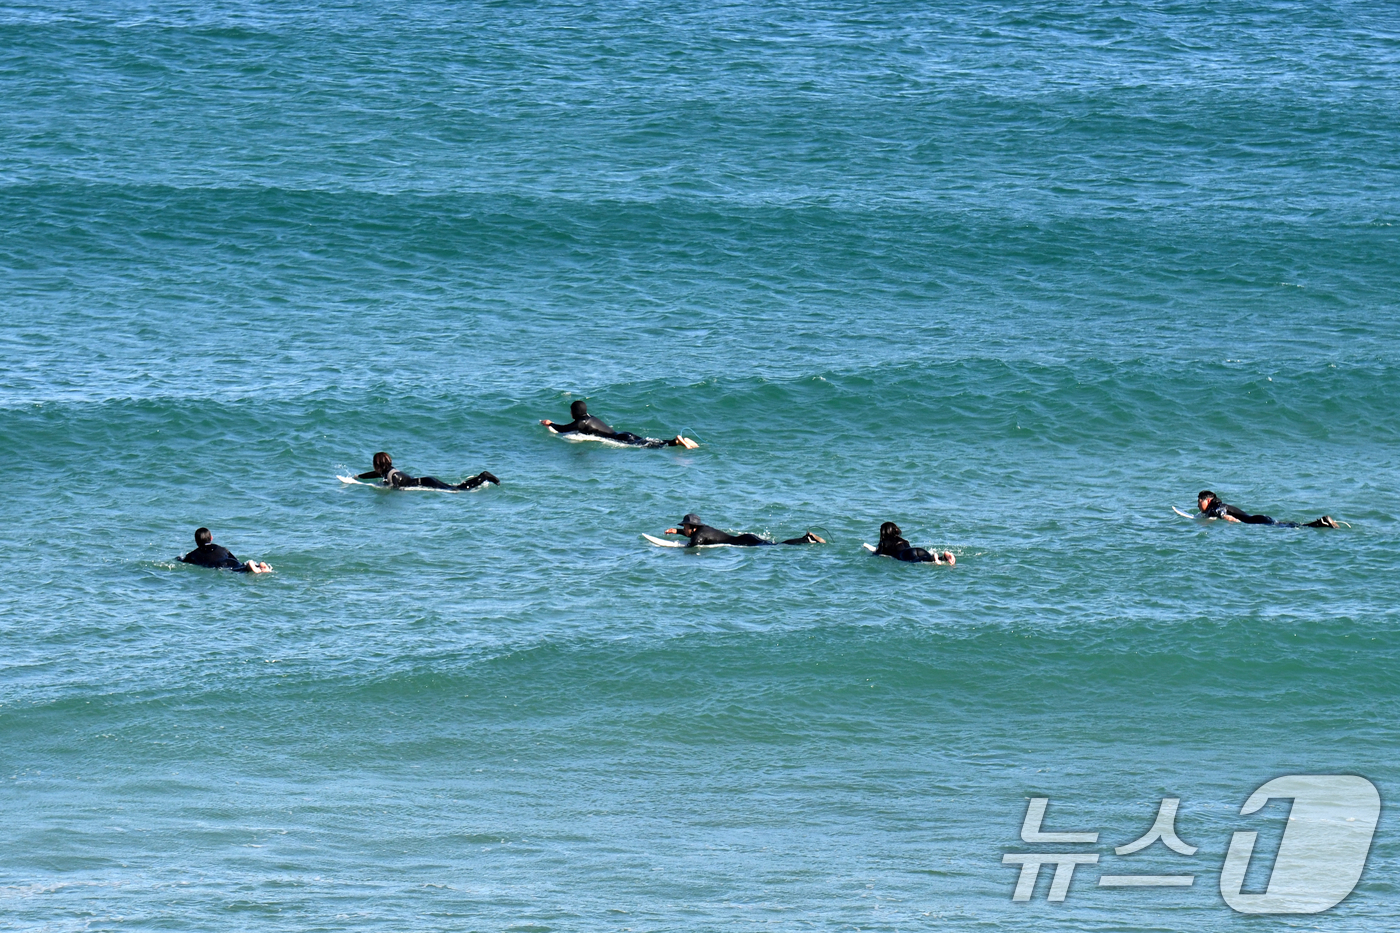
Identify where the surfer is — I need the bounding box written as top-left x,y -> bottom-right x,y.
664,513 -> 825,547
1196,491 -> 1341,528
541,401 -> 699,449
872,522 -> 955,564
180,527 -> 271,573
356,452 -> 499,490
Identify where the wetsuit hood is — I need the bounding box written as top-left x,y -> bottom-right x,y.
570,400 -> 588,419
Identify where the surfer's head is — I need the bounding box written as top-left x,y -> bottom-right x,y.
665,514 -> 703,536
1198,490 -> 1217,510
879,521 -> 901,541
195,527 -> 212,546
570,400 -> 588,420
373,451 -> 392,474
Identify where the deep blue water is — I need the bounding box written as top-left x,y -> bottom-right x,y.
2,2 -> 1399,929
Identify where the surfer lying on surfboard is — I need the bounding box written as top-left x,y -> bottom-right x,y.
1195,491 -> 1342,528
871,522 -> 954,564
356,452 -> 499,491
541,401 -> 699,449
180,527 -> 271,573
664,513 -> 825,547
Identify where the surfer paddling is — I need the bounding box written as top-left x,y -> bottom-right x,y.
664,513 -> 824,547
1195,491 -> 1342,528
180,527 -> 271,573
357,452 -> 499,490
872,522 -> 954,564
541,401 -> 699,449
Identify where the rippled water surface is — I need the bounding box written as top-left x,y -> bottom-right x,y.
2,2 -> 1399,929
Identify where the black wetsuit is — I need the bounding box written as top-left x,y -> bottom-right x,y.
549,414 -> 678,449
874,533 -> 937,563
357,467 -> 497,490
680,523 -> 815,547
1201,499 -> 1329,528
180,543 -> 251,572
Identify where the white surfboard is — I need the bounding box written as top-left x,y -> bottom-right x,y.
864,543 -> 957,565
549,428 -> 697,449
641,533 -> 738,549
555,432 -> 633,448
642,533 -> 687,548
1172,506 -> 1202,519
338,474 -> 490,492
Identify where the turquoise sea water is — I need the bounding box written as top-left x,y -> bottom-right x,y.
3,1 -> 1399,929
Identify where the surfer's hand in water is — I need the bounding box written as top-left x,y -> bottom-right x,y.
940,551 -> 955,566
664,528 -> 679,535
245,561 -> 272,573
799,532 -> 826,544
540,419 -> 553,426
675,435 -> 699,450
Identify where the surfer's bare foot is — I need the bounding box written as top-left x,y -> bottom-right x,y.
1312,515 -> 1341,529
800,532 -> 825,544
676,435 -> 699,450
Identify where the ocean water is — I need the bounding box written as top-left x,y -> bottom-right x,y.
2,1 -> 1399,929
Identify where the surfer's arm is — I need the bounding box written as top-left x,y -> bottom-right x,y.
217,550 -> 248,571
355,470 -> 381,480
663,527 -> 700,547
541,419 -> 578,434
